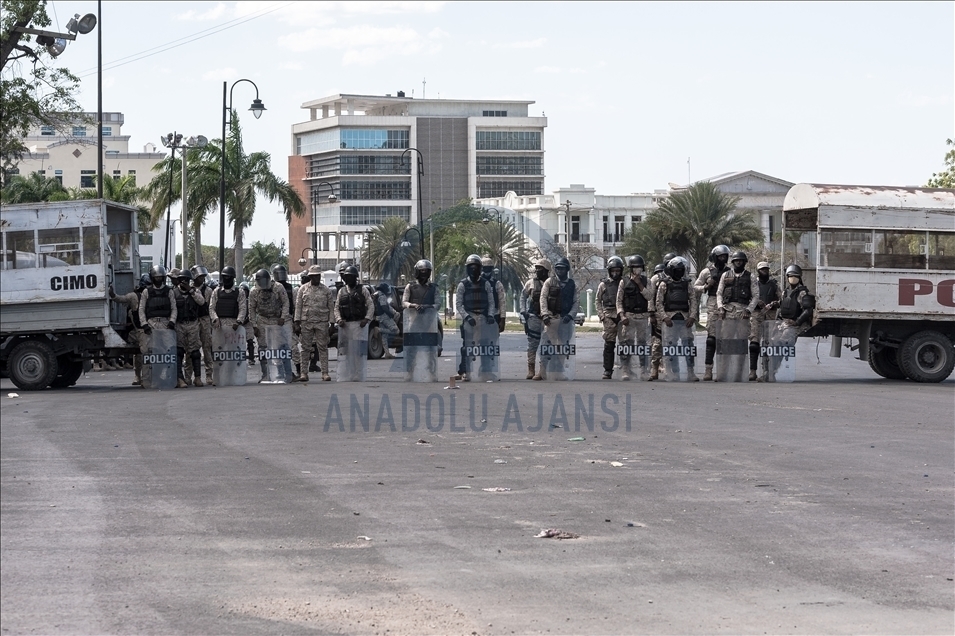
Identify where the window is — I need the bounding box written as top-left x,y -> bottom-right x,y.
54,170 -> 63,185
821,229 -> 872,268
102,126 -> 112,137
475,130 -> 541,150
614,216 -> 625,242
40,125 -> 55,136
2,231 -> 35,269
340,129 -> 409,150
105,150 -> 119,156
340,206 -> 411,225
476,156 -> 543,175
38,227 -> 80,266
139,231 -> 153,246
477,180 -> 543,198
109,233 -> 131,269
482,110 -> 508,117
339,181 -> 411,201
113,170 -> 122,180
140,256 -> 153,276
72,126 -> 87,137
82,227 -> 101,265
126,170 -> 136,185
928,231 -> 955,270
873,230 -> 926,269
80,169 -> 96,188
571,216 -> 581,242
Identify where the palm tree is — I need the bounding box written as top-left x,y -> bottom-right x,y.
364,216 -> 419,284
469,219 -> 533,297
1,172 -> 69,203
77,174 -> 153,232
244,240 -> 287,277
630,181 -> 764,271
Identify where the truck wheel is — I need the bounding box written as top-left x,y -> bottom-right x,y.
8,340 -> 58,391
899,331 -> 955,383
368,326 -> 384,359
50,356 -> 84,388
867,347 -> 907,380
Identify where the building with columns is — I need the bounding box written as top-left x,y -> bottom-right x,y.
288,93 -> 547,271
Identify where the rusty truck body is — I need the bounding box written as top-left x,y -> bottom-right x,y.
781,184 -> 954,382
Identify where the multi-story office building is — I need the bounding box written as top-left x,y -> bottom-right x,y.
11,113 -> 169,273
288,93 -> 547,270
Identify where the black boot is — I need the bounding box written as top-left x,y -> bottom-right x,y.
191,351 -> 204,386
602,340 -> 615,379
705,335 -> 716,367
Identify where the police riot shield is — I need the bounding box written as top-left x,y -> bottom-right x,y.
337,321 -> 369,382
141,328 -> 177,390
661,319 -> 699,382
617,315 -> 651,381
212,324 -> 248,387
716,317 -> 749,382
260,323 -> 293,384
538,319 -> 576,381
760,320 -> 797,383
404,307 -> 439,382
457,317 -> 500,382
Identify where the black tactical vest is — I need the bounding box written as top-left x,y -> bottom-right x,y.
758,278 -> 780,305
130,303 -> 143,329
144,286 -> 172,319
408,282 -> 436,306
196,284 -> 210,317
463,278 -> 489,314
706,264 -> 728,294
339,286 -> 366,321
621,276 -> 649,314
601,278 -> 620,309
529,279 -> 543,316
546,279 -> 576,315
176,288 -> 200,322
722,270 -> 753,305
281,282 -> 295,316
779,286 -> 807,319
215,288 -> 240,319
664,279 -> 690,312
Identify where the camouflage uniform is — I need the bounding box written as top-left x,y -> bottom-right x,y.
648,272 -> 666,377
249,281 -> 291,382
196,283 -> 215,383
374,289 -> 399,357
112,290 -> 145,384
615,274 -> 655,380
174,286 -> 206,383
139,286 -> 178,334
295,280 -> 334,380
716,268 -> 760,321
519,277 -> 546,378
656,275 -> 700,380
595,277 -> 623,377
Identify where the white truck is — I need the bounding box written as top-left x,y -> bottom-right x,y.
781,184 -> 954,382
1,199 -> 143,390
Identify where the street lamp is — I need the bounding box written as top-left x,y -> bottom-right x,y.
482,206 -> 506,273
400,226 -> 424,260
161,132 -> 207,270
298,248 -> 317,268
400,148 -> 425,259
312,181 -> 338,264
219,79 -> 266,273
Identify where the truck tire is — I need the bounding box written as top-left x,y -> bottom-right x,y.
899,331 -> 955,383
867,347 -> 907,380
50,356 -> 84,388
368,326 -> 384,359
8,340 -> 58,391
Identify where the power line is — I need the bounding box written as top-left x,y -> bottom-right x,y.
73,2 -> 294,78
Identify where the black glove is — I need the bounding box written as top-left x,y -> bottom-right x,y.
520,311 -> 529,322
543,316 -> 552,326
232,323 -> 239,331
167,321 -> 175,330
277,317 -> 285,326
485,314 -> 496,325
466,316 -> 476,327
143,325 -> 152,335
293,321 -> 301,335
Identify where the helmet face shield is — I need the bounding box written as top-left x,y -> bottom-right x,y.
254,270 -> 271,289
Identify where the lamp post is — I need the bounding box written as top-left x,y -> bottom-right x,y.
482,206 -> 506,273
400,148 -> 425,259
298,248 -> 317,268
312,181 -> 337,265
400,226 -> 424,260
219,79 -> 266,273
160,133 -> 207,270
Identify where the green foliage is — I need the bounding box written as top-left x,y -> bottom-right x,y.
363,216 -> 418,284
927,139 -> 955,188
0,171 -> 67,202
244,240 -> 287,277
1,0 -> 84,171
623,181 -> 764,272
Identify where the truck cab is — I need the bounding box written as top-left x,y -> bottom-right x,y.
781,184 -> 954,382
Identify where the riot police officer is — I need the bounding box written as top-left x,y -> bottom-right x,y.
110,273 -> 151,385
596,256 -> 624,379
455,254 -> 497,381
173,269 -> 206,388
695,244 -> 731,381
334,265 -> 373,327
536,257 -> 578,381
294,265 -> 335,382
249,268 -> 291,382
519,258 -> 551,380
209,266 -> 247,330
656,256 -> 700,381
778,264 -> 815,330
482,256 -> 507,333
615,255 -> 655,380
190,265 -> 215,385
271,264 -> 302,379
750,262 -> 781,381
647,259 -> 671,380
374,282 -> 399,359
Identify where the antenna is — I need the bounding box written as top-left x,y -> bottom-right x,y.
422,77 -> 426,99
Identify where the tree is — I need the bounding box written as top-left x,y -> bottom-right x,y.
628,181 -> 764,272
539,238 -> 607,294
927,138 -> 955,188
364,216 -> 419,284
0,171 -> 67,202
77,174 -> 152,232
468,219 -> 533,299
1,1 -> 84,172
619,217 -> 672,271
244,240 -> 287,277
187,112 -> 304,278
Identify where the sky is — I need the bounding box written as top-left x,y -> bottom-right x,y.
21,1 -> 955,250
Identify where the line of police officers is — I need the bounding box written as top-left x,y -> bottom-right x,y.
112,245 -> 813,385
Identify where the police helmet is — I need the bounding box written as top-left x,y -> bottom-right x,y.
535,258 -> 552,272
343,265 -> 359,277
138,273 -> 152,290
337,261 -> 349,274
207,279 -> 218,289
177,269 -> 193,283
663,252 -> 677,265
711,245 -> 731,259
168,268 -> 181,280
606,256 -> 624,271
271,264 -> 288,283
730,250 -> 748,265
377,282 -> 390,294
240,282 -> 250,292
554,257 -> 570,271
190,265 -> 209,279
149,265 -> 167,282
785,264 -> 803,279
221,266 -> 237,279
465,254 -> 482,268
653,263 -> 665,275
481,256 -> 493,268
254,269 -> 271,289
414,259 -> 433,275
665,256 -> 688,280
626,255 -> 646,269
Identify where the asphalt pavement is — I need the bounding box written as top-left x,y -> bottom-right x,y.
2,332 -> 953,635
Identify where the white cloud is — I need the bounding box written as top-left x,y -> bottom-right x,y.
428,27 -> 451,39
175,3 -> 227,21
497,37 -> 546,49
202,67 -> 238,81
278,25 -> 432,65
534,66 -> 562,74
